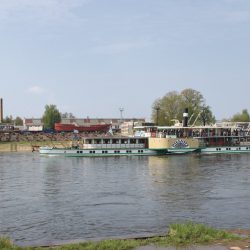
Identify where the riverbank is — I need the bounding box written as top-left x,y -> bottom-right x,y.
1,223 -> 249,250
0,141 -> 71,152
0,131 -> 105,152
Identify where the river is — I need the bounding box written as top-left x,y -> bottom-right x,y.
0,153 -> 250,246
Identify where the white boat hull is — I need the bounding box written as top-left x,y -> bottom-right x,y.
166,148 -> 200,154
39,147 -> 162,157
200,146 -> 250,154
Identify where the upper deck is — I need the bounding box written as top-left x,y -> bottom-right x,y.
78,136 -> 148,149
134,122 -> 250,147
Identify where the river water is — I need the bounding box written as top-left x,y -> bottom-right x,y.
0,153 -> 250,246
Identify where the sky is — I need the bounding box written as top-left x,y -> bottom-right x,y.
0,0 -> 250,121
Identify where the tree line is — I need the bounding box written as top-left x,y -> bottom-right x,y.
1,88 -> 250,129
152,88 -> 249,126
152,88 -> 215,126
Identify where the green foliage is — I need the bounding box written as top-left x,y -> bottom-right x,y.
3,116 -> 14,124
42,104 -> 61,129
2,116 -> 24,126
199,106 -> 215,126
61,112 -> 75,119
0,223 -> 241,250
0,237 -> 14,249
231,109 -> 250,122
70,239 -> 140,250
152,88 -> 215,126
166,222 -> 238,245
14,117 -> 23,126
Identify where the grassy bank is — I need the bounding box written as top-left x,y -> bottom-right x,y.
0,222 -> 245,250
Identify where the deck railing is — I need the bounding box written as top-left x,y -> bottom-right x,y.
82,143 -> 145,149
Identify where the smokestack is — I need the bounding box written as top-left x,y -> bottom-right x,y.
0,98 -> 3,123
183,108 -> 188,127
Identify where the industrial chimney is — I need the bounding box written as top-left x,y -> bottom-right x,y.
183,108 -> 188,127
0,98 -> 3,123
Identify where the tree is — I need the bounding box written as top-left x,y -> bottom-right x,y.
3,115 -> 13,124
180,88 -> 205,123
14,116 -> 23,126
231,109 -> 250,122
151,88 -> 215,126
199,105 -> 216,126
152,91 -> 183,125
42,104 -> 61,129
61,112 -> 75,119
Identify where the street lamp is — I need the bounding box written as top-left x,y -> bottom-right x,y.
155,106 -> 160,126
119,107 -> 124,120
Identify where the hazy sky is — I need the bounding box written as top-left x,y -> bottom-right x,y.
0,0 -> 250,121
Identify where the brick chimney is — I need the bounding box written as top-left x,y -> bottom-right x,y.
0,98 -> 3,123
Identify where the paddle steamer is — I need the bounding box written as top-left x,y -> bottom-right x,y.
39,136 -> 168,157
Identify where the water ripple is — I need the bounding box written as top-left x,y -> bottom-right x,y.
0,153 -> 250,246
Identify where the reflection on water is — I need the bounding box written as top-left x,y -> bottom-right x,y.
0,153 -> 250,246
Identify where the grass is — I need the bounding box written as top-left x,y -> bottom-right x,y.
165,222 -> 239,244
0,222 -> 242,250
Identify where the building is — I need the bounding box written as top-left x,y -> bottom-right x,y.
23,118 -> 44,131
120,120 -> 146,135
23,117 -> 145,132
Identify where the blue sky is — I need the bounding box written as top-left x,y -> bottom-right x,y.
0,0 -> 250,121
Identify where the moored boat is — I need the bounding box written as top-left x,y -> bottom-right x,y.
39,136 -> 167,157
135,121 -> 250,155
193,122 -> 250,154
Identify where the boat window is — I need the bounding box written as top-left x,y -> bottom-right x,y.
80,151 -> 83,153
121,139 -> 128,144
77,151 -> 79,153
103,139 -> 110,144
94,139 -> 101,144
112,139 -> 118,144
139,139 -> 145,144
130,139 -> 136,144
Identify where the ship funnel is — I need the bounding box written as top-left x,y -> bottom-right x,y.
183,108 -> 188,127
